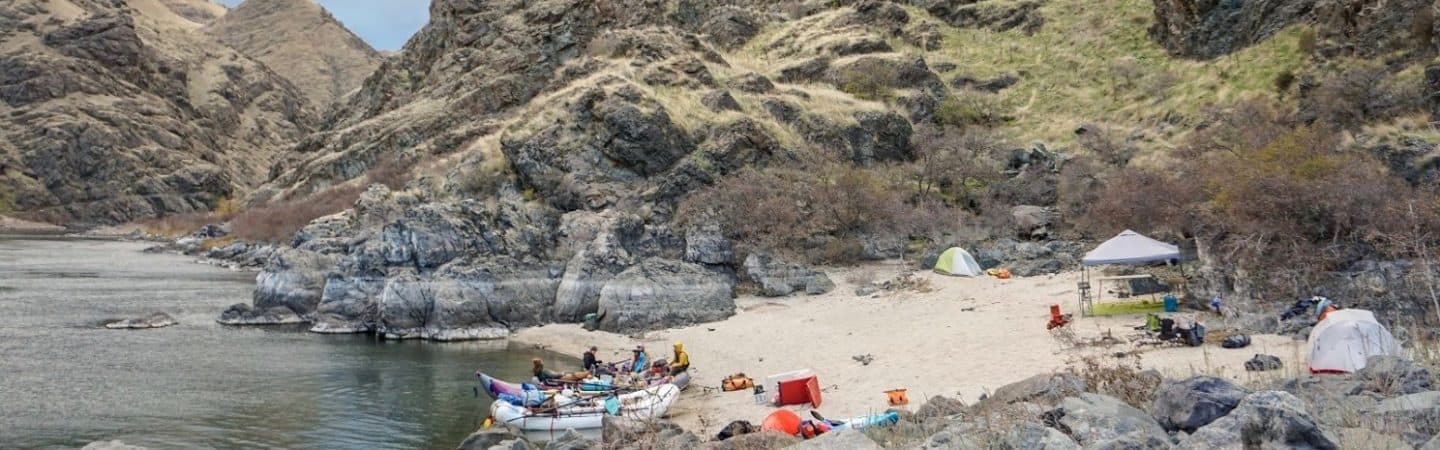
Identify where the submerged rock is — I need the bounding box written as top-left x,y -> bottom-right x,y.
217,303 -> 305,326
104,312 -> 177,329
81,441 -> 148,450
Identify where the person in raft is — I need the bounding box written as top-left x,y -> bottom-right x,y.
582,346 -> 602,374
630,345 -> 648,373
669,341 -> 690,375
532,358 -> 561,383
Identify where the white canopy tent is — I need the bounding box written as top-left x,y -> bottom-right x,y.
1082,230 -> 1182,266
1078,230 -> 1184,316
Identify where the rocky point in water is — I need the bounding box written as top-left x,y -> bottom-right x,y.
104,312 -> 178,330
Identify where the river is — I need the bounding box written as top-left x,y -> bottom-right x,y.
0,237 -> 576,449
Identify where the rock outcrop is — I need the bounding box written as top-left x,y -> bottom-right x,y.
1152,376 -> 1250,433
205,0 -> 384,105
1149,0 -> 1316,59
742,252 -> 835,297
597,258 -> 736,332
0,0 -> 316,225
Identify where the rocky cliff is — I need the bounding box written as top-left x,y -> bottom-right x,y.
204,0 -> 383,106
0,0 -> 316,225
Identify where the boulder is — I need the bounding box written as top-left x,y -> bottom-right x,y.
1373,391 -> 1440,438
217,303 -> 305,325
1152,376 -> 1250,433
1423,433 -> 1440,450
793,429 -> 882,449
252,248 -> 337,317
698,7 -> 762,49
1357,356 -> 1434,396
730,73 -> 775,93
547,429 -> 597,450
1149,0 -> 1313,59
701,90 -> 743,112
1003,422 -> 1081,449
1181,391 -> 1338,450
1049,393 -> 1170,448
1011,205 -> 1052,239
457,428 -> 528,450
989,372 -> 1088,406
81,440 -> 147,450
921,424 -> 981,450
597,258 -> 735,332
699,431 -> 798,450
742,252 -> 834,297
104,312 -> 177,329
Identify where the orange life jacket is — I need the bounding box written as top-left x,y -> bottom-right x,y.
722,373 -> 754,392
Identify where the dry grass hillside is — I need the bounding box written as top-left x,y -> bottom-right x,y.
205,0 -> 383,106
0,0 -> 315,224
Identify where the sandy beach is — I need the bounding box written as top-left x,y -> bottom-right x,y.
512,265 -> 1308,435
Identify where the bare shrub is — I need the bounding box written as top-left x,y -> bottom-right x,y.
1076,124 -> 1136,167
231,161 -> 413,242
1298,27 -> 1318,54
1307,67 -> 1424,129
1072,356 -> 1160,412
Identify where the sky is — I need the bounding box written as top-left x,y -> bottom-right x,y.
216,0 -> 430,51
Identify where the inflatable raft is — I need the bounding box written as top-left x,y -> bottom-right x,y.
489,383 -> 681,431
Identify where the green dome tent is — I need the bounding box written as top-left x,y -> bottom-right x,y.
934,247 -> 983,277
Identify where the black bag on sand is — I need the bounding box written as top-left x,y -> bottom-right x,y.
1184,324 -> 1206,347
1222,334 -> 1251,349
1245,354 -> 1284,371
717,420 -> 756,441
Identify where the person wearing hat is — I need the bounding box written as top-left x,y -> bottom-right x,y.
582,346 -> 602,374
669,341 -> 690,375
629,345 -> 648,374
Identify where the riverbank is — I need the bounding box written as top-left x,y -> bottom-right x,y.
512,265 -> 1307,435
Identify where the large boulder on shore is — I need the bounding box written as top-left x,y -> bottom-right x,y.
792,429 -> 882,449
597,258 -> 735,332
1153,376 -> 1250,433
374,265 -> 557,341
457,428 -> 530,450
252,248 -> 337,318
742,252 -> 834,297
989,372 -> 1088,406
1181,390 -> 1338,450
1049,393 -> 1170,449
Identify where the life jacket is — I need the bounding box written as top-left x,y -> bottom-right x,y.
886,388 -> 909,406
798,420 -> 831,439
722,373 -> 754,392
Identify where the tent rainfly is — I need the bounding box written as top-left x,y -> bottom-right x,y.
934,247 -> 983,277
1082,230 -> 1182,266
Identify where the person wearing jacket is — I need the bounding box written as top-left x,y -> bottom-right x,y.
669,342 -> 690,375
630,345 -> 648,373
582,346 -> 601,373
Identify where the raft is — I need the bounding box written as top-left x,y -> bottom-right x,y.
489,384 -> 681,431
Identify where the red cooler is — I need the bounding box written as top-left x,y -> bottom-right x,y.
776,375 -> 822,407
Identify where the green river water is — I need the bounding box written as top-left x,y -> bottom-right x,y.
0,237 -> 577,449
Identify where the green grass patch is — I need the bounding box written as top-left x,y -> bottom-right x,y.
1091,299 -> 1166,316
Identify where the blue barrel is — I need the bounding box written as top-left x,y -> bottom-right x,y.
1163,294 -> 1179,312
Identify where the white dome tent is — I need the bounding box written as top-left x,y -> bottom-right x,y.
933,247 -> 983,277
1307,309 -> 1402,374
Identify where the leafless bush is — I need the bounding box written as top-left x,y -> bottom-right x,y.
1072,356 -> 1160,412
231,161 -> 413,242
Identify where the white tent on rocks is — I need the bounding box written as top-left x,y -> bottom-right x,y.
1307,309 -> 1402,374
